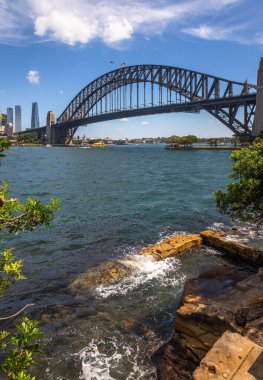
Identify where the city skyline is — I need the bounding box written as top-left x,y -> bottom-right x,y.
0,0 -> 263,138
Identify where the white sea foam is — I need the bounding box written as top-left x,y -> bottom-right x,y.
79,335 -> 156,380
209,221 -> 263,242
94,254 -> 183,299
209,222 -> 227,232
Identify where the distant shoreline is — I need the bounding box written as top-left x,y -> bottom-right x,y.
165,145 -> 242,150
12,143 -> 243,150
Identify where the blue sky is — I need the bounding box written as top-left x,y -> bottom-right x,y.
0,0 -> 263,138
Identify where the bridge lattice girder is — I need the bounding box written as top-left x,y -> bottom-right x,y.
57,65 -> 256,140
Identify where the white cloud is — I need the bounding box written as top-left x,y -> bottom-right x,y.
26,69 -> 40,84
141,121 -> 149,125
59,90 -> 64,95
0,0 -> 248,47
255,33 -> 263,45
120,118 -> 129,122
183,24 -> 231,40
182,21 -> 251,44
100,16 -> 134,44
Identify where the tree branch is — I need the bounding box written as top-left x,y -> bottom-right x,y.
0,211 -> 31,222
0,304 -> 35,321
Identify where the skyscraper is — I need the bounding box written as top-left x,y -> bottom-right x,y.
15,105 -> 21,132
46,111 -> 55,126
6,107 -> 13,125
31,102 -> 40,129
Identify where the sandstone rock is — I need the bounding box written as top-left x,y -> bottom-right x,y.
69,261 -> 133,292
140,234 -> 202,260
194,331 -> 263,380
41,313 -> 52,323
244,317 -> 263,347
156,267 -> 263,379
200,230 -> 263,266
155,333 -> 199,380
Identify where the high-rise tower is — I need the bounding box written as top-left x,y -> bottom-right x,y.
15,105 -> 21,132
6,107 -> 13,125
31,102 -> 40,129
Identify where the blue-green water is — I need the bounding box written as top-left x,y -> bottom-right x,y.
1,145 -> 237,379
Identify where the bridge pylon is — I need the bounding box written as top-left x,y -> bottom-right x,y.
46,123 -> 76,145
253,57 -> 263,136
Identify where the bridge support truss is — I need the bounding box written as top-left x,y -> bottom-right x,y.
23,64 -> 258,145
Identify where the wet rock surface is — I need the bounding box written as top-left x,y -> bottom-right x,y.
156,266 -> 263,379
140,234 -> 202,260
69,260 -> 134,292
200,230 -> 263,267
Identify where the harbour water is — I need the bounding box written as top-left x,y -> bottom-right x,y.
0,144 -> 246,379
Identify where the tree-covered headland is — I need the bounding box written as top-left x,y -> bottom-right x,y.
214,138 -> 263,225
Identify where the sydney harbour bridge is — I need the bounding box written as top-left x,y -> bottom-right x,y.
20,62 -> 263,145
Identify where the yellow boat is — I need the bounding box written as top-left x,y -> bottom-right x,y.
91,141 -> 107,148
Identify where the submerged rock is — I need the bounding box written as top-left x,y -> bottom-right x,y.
140,234 -> 202,260
194,331 -> 263,380
200,229 -> 263,267
69,261 -> 133,292
156,267 -> 263,379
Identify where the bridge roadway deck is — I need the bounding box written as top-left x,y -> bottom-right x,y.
20,92 -> 256,135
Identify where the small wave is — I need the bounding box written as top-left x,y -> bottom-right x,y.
208,222 -> 228,232
94,254 -> 183,299
157,229 -> 188,242
209,221 -> 263,242
201,246 -> 223,256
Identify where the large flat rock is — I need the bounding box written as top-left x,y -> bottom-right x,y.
140,234 -> 202,260
194,331 -> 263,380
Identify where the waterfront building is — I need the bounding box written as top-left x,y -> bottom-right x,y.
6,107 -> 13,124
0,113 -> 7,135
46,111 -> 55,126
15,105 -> 22,132
4,123 -> 13,136
31,102 -> 40,129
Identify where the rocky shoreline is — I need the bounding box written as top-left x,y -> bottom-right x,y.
69,229 -> 263,379
151,231 -> 263,380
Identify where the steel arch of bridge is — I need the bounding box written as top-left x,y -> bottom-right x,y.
53,65 -> 257,144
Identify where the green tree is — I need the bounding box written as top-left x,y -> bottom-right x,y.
214,138 -> 263,225
179,135 -> 198,147
167,135 -> 198,147
184,135 -> 198,145
167,135 -> 180,144
16,133 -> 41,145
230,136 -> 240,147
0,138 -> 60,379
207,138 -> 221,147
